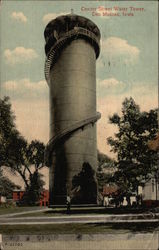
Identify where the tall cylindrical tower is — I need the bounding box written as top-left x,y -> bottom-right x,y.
44,14 -> 101,206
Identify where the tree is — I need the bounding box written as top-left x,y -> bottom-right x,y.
0,169 -> 20,198
0,97 -> 46,205
21,172 -> 45,206
71,162 -> 97,204
107,97 -> 158,195
27,140 -> 45,171
97,151 -> 115,192
10,138 -> 45,188
97,150 -> 114,171
0,96 -> 18,167
22,140 -> 46,205
7,139 -> 46,205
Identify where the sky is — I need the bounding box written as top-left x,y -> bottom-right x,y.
0,0 -> 158,161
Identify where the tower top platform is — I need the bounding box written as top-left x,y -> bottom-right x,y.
44,14 -> 101,83
44,14 -> 101,42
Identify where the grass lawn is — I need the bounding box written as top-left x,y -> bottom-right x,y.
1,206 -> 157,217
0,206 -> 102,217
0,222 -> 159,235
13,206 -> 159,217
0,206 -> 45,215
15,211 -> 66,217
14,209 -> 98,217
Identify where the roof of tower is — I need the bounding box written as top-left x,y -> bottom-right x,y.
44,14 -> 101,40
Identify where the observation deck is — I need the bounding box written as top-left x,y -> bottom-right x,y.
44,14 -> 101,84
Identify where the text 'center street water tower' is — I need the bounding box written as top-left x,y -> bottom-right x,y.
44,14 -> 101,206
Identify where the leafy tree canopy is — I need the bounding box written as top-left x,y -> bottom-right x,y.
0,169 -> 20,198
71,162 -> 97,204
97,151 -> 115,192
0,96 -> 19,167
97,150 -> 114,171
107,97 -> 158,194
0,97 -> 46,204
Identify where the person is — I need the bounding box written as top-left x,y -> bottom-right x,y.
103,196 -> 109,207
66,195 -> 71,214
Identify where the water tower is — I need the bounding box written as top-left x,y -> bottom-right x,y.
44,14 -> 101,205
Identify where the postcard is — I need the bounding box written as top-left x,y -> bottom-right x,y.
0,0 -> 158,249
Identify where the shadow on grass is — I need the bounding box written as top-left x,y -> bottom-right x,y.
92,222 -> 159,233
44,207 -> 157,215
0,222 -> 159,235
